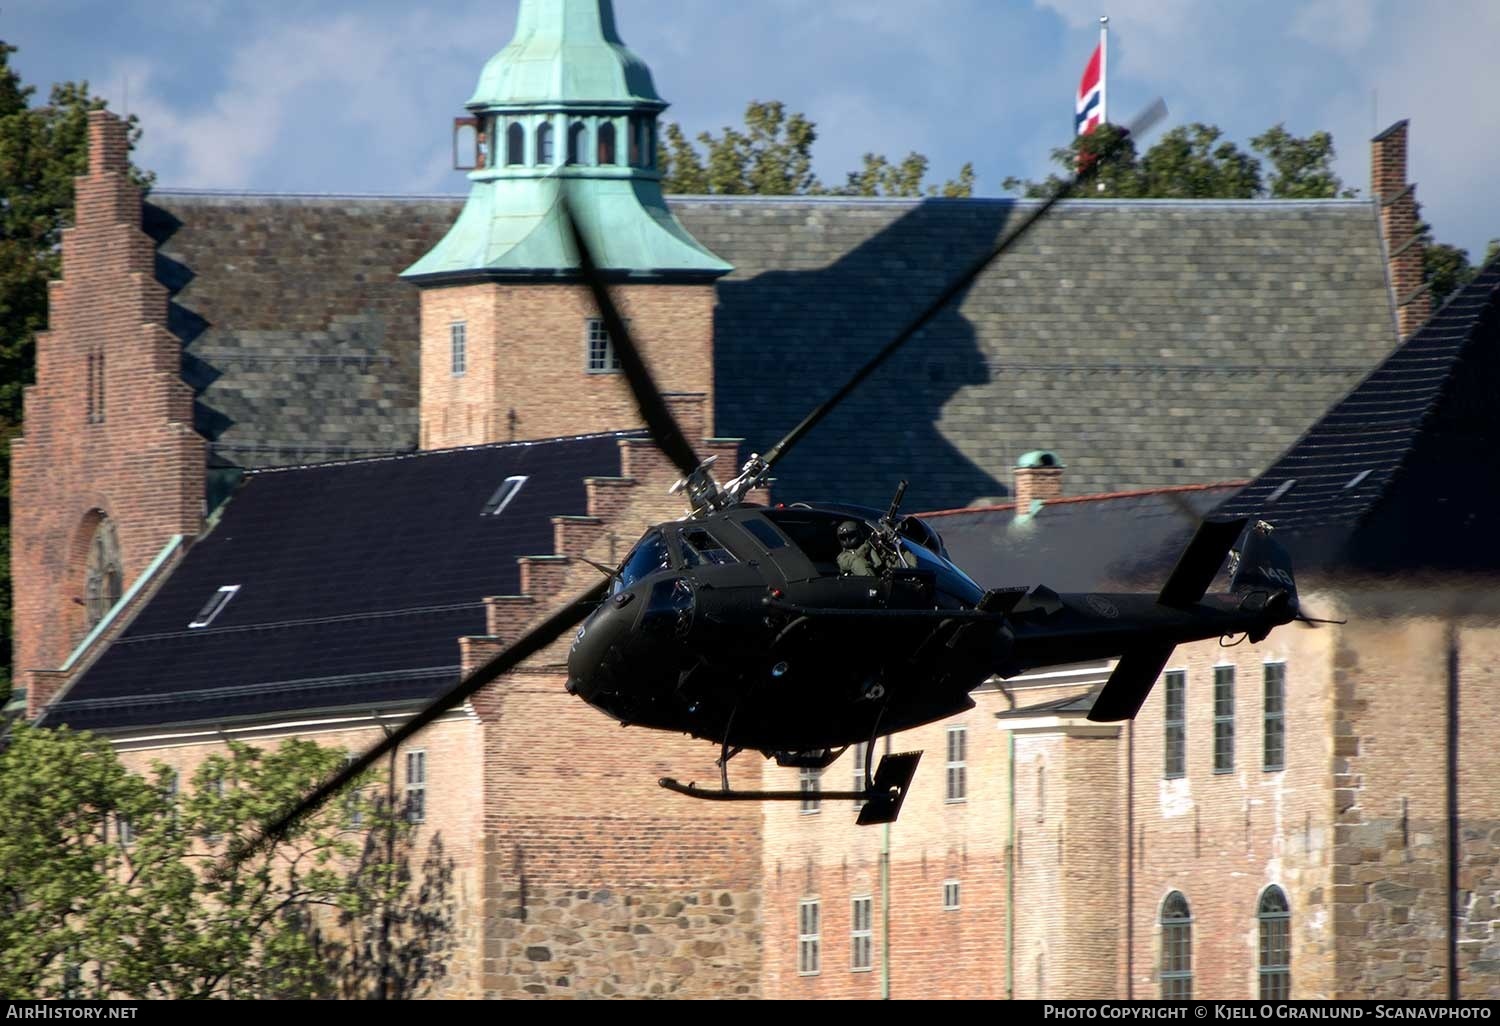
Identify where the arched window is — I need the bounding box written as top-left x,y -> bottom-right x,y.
536,122 -> 554,166
1258,886 -> 1291,999
567,121 -> 587,165
506,122 -> 525,166
629,115 -> 643,166
1160,891 -> 1192,999
597,121 -> 616,165
84,517 -> 123,630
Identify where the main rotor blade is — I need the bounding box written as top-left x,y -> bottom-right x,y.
244,579 -> 609,855
560,194 -> 703,479
760,99 -> 1168,471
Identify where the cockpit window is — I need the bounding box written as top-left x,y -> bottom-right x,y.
680,527 -> 739,566
763,510 -> 847,567
739,517 -> 787,551
617,531 -> 670,592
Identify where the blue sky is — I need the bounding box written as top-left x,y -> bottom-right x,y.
6,0 -> 1498,262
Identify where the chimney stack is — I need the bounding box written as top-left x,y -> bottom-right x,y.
1014,451 -> 1065,512
1371,120 -> 1430,337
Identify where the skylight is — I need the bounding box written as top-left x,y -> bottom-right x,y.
482,476 -> 529,517
189,585 -> 240,629
1344,469 -> 1373,490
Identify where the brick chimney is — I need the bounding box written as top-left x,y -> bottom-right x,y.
1014,451 -> 1064,512
1371,120 -> 1430,338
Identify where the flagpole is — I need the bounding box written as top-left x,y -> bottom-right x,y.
1100,16 -> 1109,126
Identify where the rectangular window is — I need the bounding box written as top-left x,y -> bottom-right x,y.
1214,665 -> 1236,774
943,880 -> 961,911
189,585 -> 240,629
851,896 -> 873,972
799,767 -> 821,814
1164,670 -> 1186,779
450,322 -> 467,377
946,725 -> 967,802
405,750 -> 426,824
115,813 -> 134,848
586,318 -> 623,373
798,899 -> 821,976
203,777 -> 225,845
165,770 -> 179,827
1264,663 -> 1286,772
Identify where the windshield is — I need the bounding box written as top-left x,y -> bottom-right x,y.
617,531 -> 671,592
898,538 -> 985,604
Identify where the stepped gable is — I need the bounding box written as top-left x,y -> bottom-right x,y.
1217,256 -> 1500,574
146,191 -> 464,469
40,431 -> 634,732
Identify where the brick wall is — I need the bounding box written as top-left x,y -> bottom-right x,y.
13,112 -> 204,713
1121,612 -> 1337,1000
418,282 -> 716,449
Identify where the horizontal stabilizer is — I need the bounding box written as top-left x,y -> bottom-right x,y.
1088,643 -> 1176,722
1157,518 -> 1248,609
856,751 -> 923,826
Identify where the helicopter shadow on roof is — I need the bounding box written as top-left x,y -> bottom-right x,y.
711,198 -> 1019,513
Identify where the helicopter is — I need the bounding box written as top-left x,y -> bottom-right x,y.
259,98 -> 1309,841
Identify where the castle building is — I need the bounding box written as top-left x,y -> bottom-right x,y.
14,0 -> 1489,999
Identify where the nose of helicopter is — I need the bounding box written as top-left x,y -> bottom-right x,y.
565,591 -> 634,700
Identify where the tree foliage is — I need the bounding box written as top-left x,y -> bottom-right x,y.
658,100 -> 974,199
0,44 -> 154,691
0,725 -> 453,999
1002,121 -> 1352,201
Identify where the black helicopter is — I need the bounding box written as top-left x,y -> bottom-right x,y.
260,99 -> 1308,840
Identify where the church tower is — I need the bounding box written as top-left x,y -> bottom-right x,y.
404,0 -> 730,449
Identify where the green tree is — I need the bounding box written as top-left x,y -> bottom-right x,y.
1250,124 -> 1356,199
1001,122 -> 1143,198
658,100 -> 974,198
1140,124 -> 1261,198
0,725 -> 452,999
0,44 -> 153,691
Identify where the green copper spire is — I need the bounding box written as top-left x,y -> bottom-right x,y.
404,0 -> 730,283
468,0 -> 664,111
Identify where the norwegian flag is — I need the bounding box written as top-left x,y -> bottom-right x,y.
1075,42 -> 1104,136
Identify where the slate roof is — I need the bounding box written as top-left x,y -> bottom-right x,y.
148,191 -> 1398,513
147,191 -> 463,469
39,432 -> 631,733
924,483 -> 1244,595
1217,256 -> 1500,574
687,197 -> 1397,511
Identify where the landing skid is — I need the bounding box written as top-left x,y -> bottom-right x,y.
659,751 -> 922,826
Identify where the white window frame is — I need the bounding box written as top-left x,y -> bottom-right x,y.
943,880 -> 961,911
1214,663 -> 1236,774
405,750 -> 427,824
482,475 -> 529,517
585,318 -> 623,374
851,895 -> 873,972
450,321 -> 467,377
189,585 -> 240,629
946,724 -> 967,803
1263,662 -> 1287,773
798,898 -> 821,976
852,741 -> 870,809
799,766 -> 821,814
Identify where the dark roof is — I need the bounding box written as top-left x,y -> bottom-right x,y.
147,191 -> 464,469
994,689 -> 1101,719
685,197 -> 1397,511
151,192 -> 1397,513
925,483 -> 1244,594
1217,257 -> 1500,574
40,432 -> 632,732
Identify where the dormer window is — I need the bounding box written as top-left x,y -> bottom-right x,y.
189,585 -> 240,629
536,122 -> 554,166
